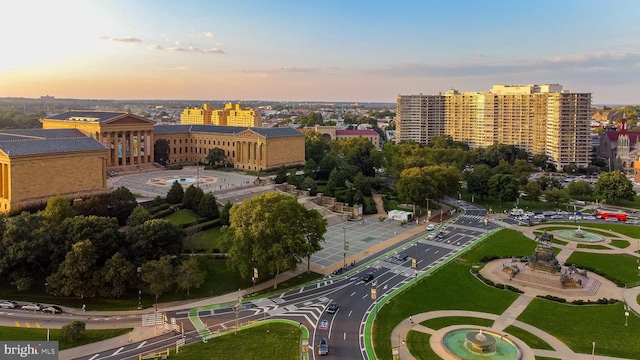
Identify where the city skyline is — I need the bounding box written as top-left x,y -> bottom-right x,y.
1,0 -> 639,104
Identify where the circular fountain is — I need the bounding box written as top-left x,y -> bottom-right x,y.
555,226 -> 602,242
442,329 -> 522,359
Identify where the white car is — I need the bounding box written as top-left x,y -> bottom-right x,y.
427,233 -> 435,239
583,215 -> 596,220
21,303 -> 42,311
426,224 -> 435,231
0,301 -> 18,309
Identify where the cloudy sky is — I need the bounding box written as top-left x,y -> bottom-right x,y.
1,0 -> 639,104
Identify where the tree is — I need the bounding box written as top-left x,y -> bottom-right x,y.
544,188 -> 570,208
219,201 -> 233,226
183,185 -> 204,210
53,215 -> 123,270
524,181 -> 543,201
166,181 -> 184,204
126,219 -> 184,265
99,253 -> 135,298
303,159 -> 317,179
532,154 -> 549,168
176,257 -> 205,295
61,321 -> 86,341
206,148 -> 226,167
154,139 -> 170,165
198,193 -> 220,219
305,132 -> 330,164
594,171 -> 635,204
109,187 -> 138,225
567,180 -> 593,199
466,164 -> 492,200
0,212 -> 50,291
46,240 -> 99,298
488,174 -> 519,203
127,205 -> 151,227
274,165 -> 288,184
141,256 -> 174,305
301,176 -> 317,194
43,195 -> 75,226
222,192 -> 327,289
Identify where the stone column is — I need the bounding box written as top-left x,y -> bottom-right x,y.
136,131 -> 142,165
128,132 -> 134,165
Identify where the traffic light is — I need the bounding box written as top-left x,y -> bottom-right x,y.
412,258 -> 417,269
344,241 -> 349,251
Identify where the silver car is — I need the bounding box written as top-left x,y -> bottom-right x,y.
0,301 -> 18,309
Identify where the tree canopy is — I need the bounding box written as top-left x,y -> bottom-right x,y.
222,192 -> 327,288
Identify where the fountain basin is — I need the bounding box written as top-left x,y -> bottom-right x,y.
555,228 -> 603,243
442,329 -> 522,360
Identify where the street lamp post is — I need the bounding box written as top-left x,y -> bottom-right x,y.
343,227 -> 347,269
592,341 -> 596,360
137,267 -> 142,309
625,304 -> 629,326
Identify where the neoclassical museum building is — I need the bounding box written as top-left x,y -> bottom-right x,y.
0,111 -> 304,213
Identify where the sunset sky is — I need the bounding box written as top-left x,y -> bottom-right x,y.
1,0 -> 639,104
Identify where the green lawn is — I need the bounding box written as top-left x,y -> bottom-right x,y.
420,316 -> 493,330
406,330 -> 438,360
503,325 -> 553,351
168,322 -> 299,360
569,222 -> 640,238
609,239 -> 629,249
518,300 -> 639,358
373,261 -> 519,360
165,209 -> 201,226
564,252 -> 639,285
0,326 -> 131,350
459,228 -> 536,264
184,227 -> 225,252
576,244 -> 609,250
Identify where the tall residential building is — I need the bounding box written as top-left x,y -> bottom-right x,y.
395,94 -> 444,144
396,84 -> 592,168
180,103 -> 213,125
212,103 -> 262,127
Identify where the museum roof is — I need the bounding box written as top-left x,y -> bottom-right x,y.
0,129 -> 105,157
44,110 -> 129,123
154,124 -> 303,137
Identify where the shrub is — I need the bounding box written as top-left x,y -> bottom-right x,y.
61,321 -> 86,341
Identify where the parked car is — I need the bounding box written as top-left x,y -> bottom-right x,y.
605,217 -> 619,222
426,224 -> 435,231
319,319 -> 329,330
397,254 -> 409,262
437,231 -> 445,239
42,306 -> 62,314
21,303 -> 42,311
550,215 -> 564,220
318,338 -> 329,355
0,301 -> 18,309
583,215 -> 596,220
361,273 -> 374,283
326,303 -> 339,314
427,233 -> 435,239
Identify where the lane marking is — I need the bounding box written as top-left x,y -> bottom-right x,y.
137,341 -> 147,349
89,354 -> 100,360
113,347 -> 124,355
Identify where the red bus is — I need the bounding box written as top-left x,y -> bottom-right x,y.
595,209 -> 627,221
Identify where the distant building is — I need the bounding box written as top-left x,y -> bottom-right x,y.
0,128 -> 107,213
598,115 -> 640,174
312,126 -> 380,149
212,103 -> 262,127
180,103 -> 213,125
396,94 -> 444,145
180,103 -> 262,127
396,84 -> 592,168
